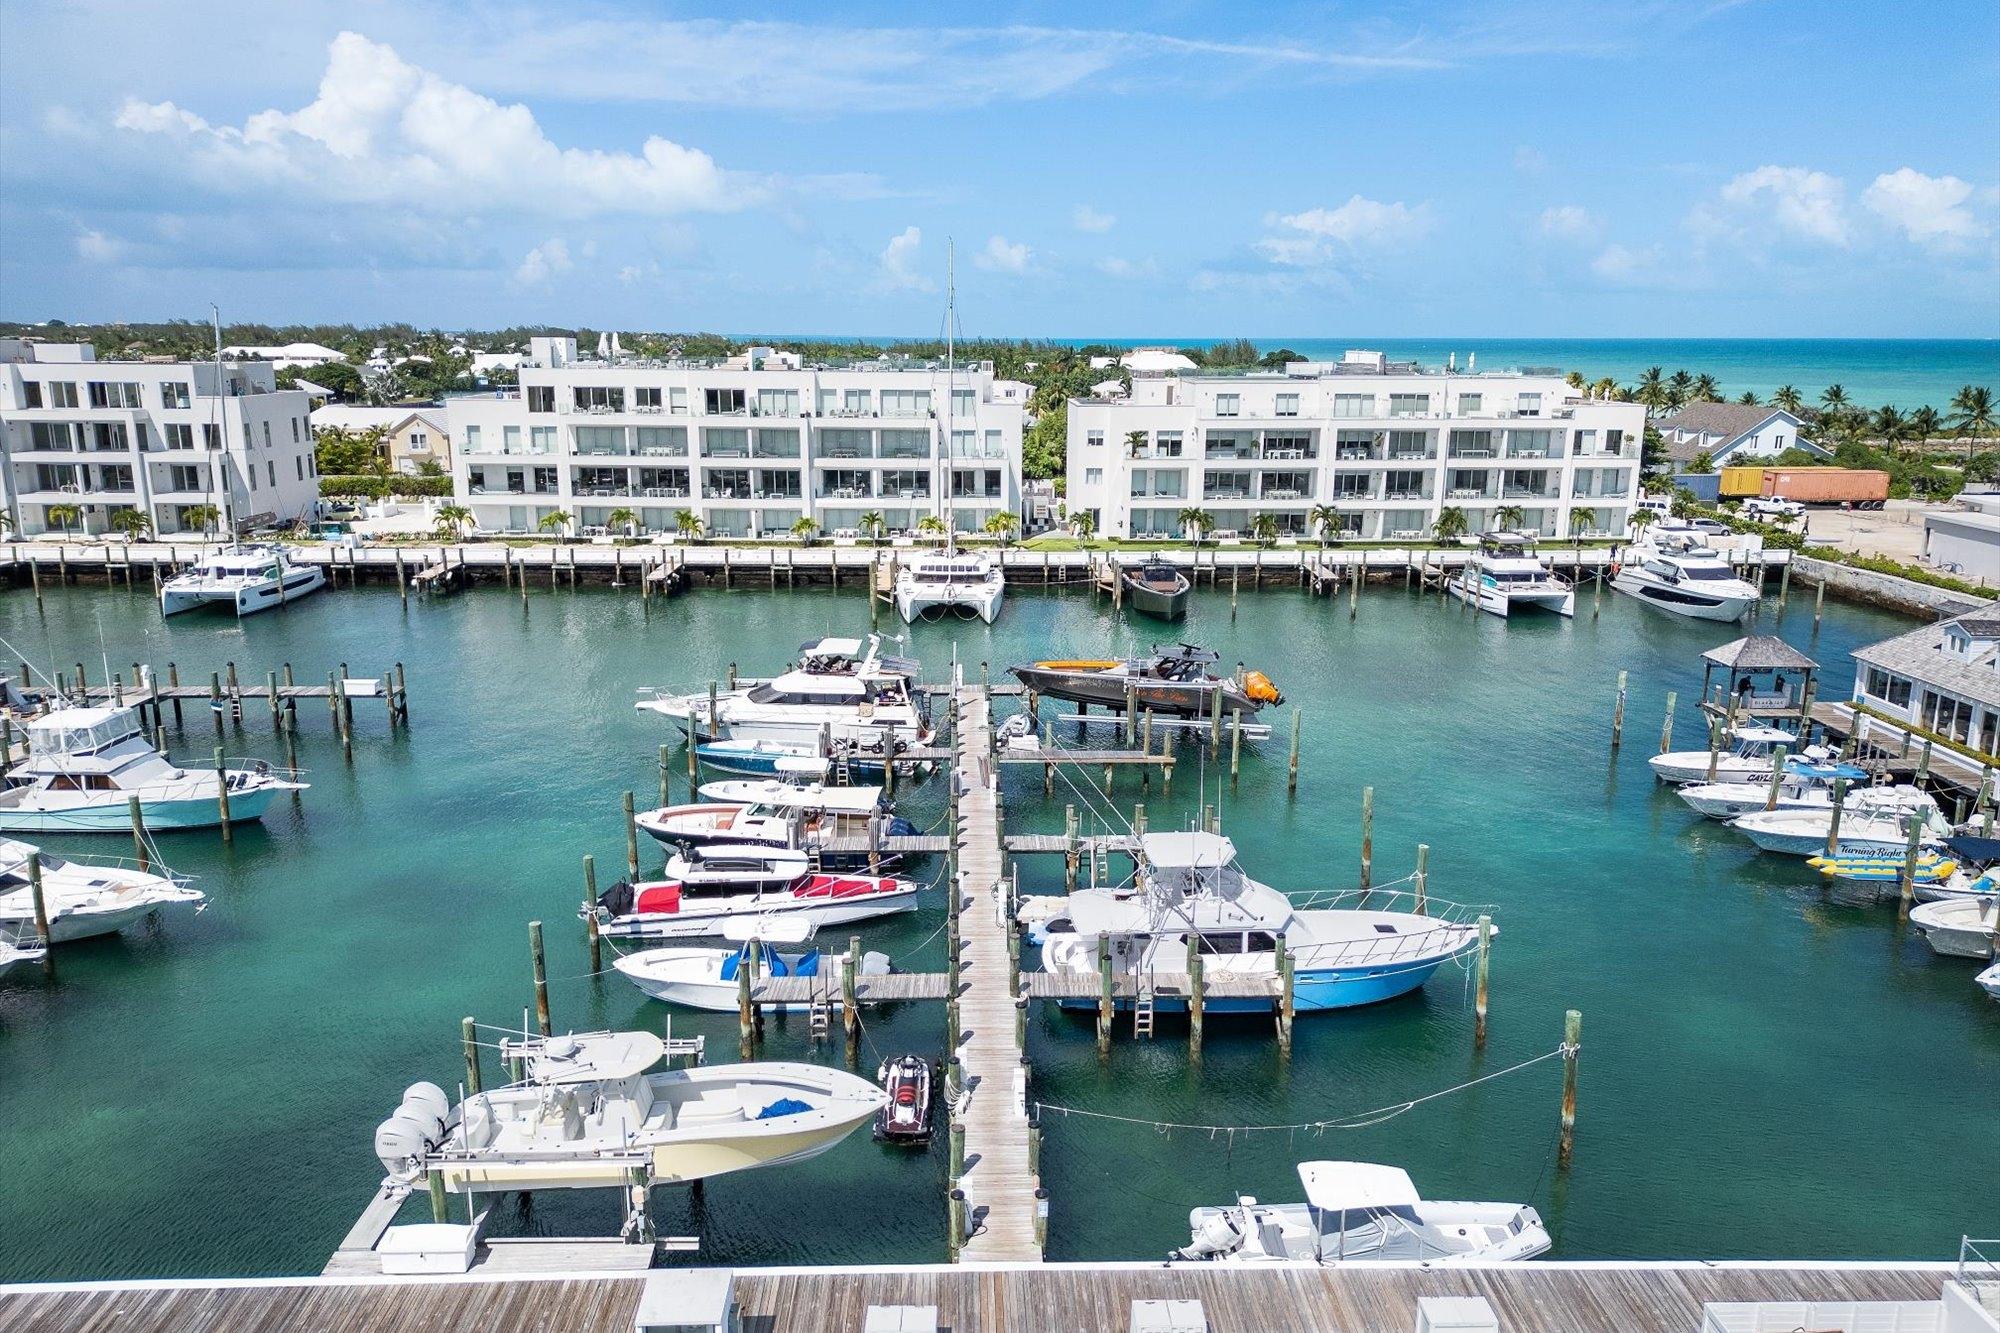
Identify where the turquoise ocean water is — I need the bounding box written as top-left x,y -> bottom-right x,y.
0,579 -> 1995,1280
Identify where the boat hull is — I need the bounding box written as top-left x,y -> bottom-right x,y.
4,901 -> 167,942
1910,899 -> 1999,959
1053,957 -> 1450,1014
1737,825 -> 1918,858
1123,576 -> 1190,621
1450,577 -> 1574,619
895,584 -> 1004,624
437,1110 -> 877,1192
1010,666 -> 1259,719
1611,571 -> 1756,622
0,785 -> 282,832
160,567 -> 326,618
602,890 -> 918,941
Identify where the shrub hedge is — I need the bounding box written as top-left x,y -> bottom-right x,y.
319,475 -> 452,498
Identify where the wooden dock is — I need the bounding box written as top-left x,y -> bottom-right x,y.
0,1261 -> 1957,1333
948,685 -> 1043,1264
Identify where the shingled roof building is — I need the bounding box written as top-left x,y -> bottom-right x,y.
1657,404 -> 1826,470
1851,607 -> 2000,755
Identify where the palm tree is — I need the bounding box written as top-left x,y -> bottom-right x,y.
790,516 -> 820,546
1177,505 -> 1213,547
1634,366 -> 1667,411
182,503 -> 220,537
605,506 -> 639,538
1491,503 -> 1526,534
0,511 -> 13,537
434,502 -> 474,539
859,510 -> 885,547
1589,377 -> 1618,402
1871,406 -> 1909,454
46,503 -> 81,537
915,514 -> 948,541
1669,489 -> 1700,520
537,509 -> 573,544
674,509 -> 705,542
1431,506 -> 1469,544
1949,385 -> 1996,468
1564,371 -> 1585,392
1819,384 -> 1851,414
1910,406 -> 1943,444
1772,385 -> 1804,414
1124,429 -> 1149,459
1639,471 -> 1673,496
983,512 -> 1019,546
1069,511 -> 1096,543
1667,369 -> 1694,409
1736,391 -> 1759,405
1308,503 -> 1344,547
1627,508 -> 1660,537
1247,513 -> 1280,548
110,509 -> 151,542
1691,374 -> 1721,403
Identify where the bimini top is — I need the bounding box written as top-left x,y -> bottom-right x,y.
1786,759 -> 1868,782
1730,726 -> 1797,745
1945,834 -> 2000,865
1139,831 -> 1238,869
528,1031 -> 665,1085
739,783 -> 885,815
1298,1161 -> 1422,1213
24,706 -> 143,754
800,637 -> 864,660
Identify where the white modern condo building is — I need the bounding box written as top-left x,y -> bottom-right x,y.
447,337 -> 1024,538
1066,350 -> 1646,541
0,339 -> 320,537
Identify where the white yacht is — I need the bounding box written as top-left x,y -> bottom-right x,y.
1908,895 -> 1998,959
1730,803 -> 1954,858
635,784 -> 917,865
1648,725 -> 1808,785
0,838 -> 202,942
0,933 -> 47,977
893,547 -> 1006,623
1029,832 -> 1485,1013
373,1031 -> 886,1196
1175,1161 -> 1551,1264
160,544 -> 326,617
1450,534 -> 1574,619
613,919 -> 893,1012
636,636 -> 932,750
1675,760 -> 1930,821
0,706 -> 305,832
1612,528 -> 1760,622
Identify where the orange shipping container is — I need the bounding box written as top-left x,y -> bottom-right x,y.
1760,468 -> 1889,505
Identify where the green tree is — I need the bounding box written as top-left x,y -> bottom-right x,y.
1124,429 -> 1149,458
606,506 -> 639,538
674,509 -> 705,542
538,509 -> 572,543
983,511 -> 1019,546
916,515 -> 948,540
1949,385 -> 1996,468
1772,385 -> 1804,414
1589,377 -> 1618,401
1691,373 -> 1721,403
315,426 -> 388,476
1667,369 -> 1694,409
1736,390 -> 1760,405
45,502 -> 81,537
434,503 -> 473,538
1069,510 -> 1096,542
1910,406 -> 1943,443
1431,506 -> 1469,543
182,503 -> 221,536
1871,406 -> 1910,454
1177,505 -> 1213,546
1308,503 -> 1344,547
1669,488 -> 1700,520
1564,371 -> 1585,392
1689,449 -> 1716,472
110,508 -> 152,542
1491,504 -> 1526,533
1020,401 -> 1068,480
1627,507 -> 1660,537
1634,366 -> 1669,411
1247,513 -> 1280,547
790,515 -> 820,546
859,510 -> 884,546
1819,384 -> 1851,414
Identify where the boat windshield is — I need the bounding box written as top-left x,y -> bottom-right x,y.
1678,566 -> 1737,581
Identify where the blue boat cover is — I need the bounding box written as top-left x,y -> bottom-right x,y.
756,1097 -> 812,1119
719,952 -> 740,981
1787,760 -> 1869,780
794,949 -> 821,976
1945,835 -> 2000,864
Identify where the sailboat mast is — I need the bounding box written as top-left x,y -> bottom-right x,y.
208,304 -> 227,543
943,239 -> 955,548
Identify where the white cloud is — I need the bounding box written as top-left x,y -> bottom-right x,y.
1863,168 -> 1984,249
1256,196 -> 1430,265
1073,205 -> 1115,233
975,234 -> 1031,274
1513,146 -> 1548,175
74,229 -> 128,263
1096,256 -> 1158,279
1700,165 -> 1849,247
514,237 -> 572,284
112,32 -> 747,221
876,226 -> 934,292
1589,242 -> 1674,287
1538,205 -> 1597,241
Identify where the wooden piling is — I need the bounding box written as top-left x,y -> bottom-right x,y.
658,744 -> 672,808
213,746 -> 232,842
1813,578 -> 1825,630
1276,938 -> 1294,1057
428,1171 -> 448,1224
529,920 -> 551,1036
1359,785 -> 1373,890
1659,691 -> 1676,755
1229,711 -> 1242,781
396,549 -> 408,608
623,791 -> 642,878
1611,669 -> 1627,750
583,855 -> 601,973
1916,739 -> 1933,787
1558,1009 -> 1582,1168
1413,842 -> 1428,915
1095,933 -> 1113,1058
128,796 -> 149,872
1474,914 -> 1493,1048
1897,809 -> 1924,919
1287,710 -> 1302,796
462,1017 -> 482,1095
842,936 -> 859,1051
1763,745 -> 1790,811
1778,559 -> 1792,608
1348,561 -> 1359,619
738,950 -> 754,1058
1825,777 -> 1849,857
1209,682 -> 1222,748
1188,949 -> 1204,1059
27,852 -> 53,968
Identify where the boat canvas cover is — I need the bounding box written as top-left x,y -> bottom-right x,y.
720,915 -> 816,944
25,708 -> 141,753
801,637 -> 864,658
1788,760 -> 1868,781
1139,832 -> 1238,869
752,785 -> 885,814
528,1031 -> 665,1084
1945,834 -> 2000,865
1298,1161 -> 1422,1213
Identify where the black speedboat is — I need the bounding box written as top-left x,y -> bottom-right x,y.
874,1054 -> 934,1144
1120,562 -> 1191,621
1009,645 -> 1283,719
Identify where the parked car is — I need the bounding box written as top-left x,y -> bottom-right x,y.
1689,517 -> 1731,535
1743,497 -> 1806,522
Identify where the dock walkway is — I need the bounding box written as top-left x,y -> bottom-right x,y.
949,685 -> 1042,1264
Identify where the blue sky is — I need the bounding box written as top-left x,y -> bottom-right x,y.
2,0 -> 1997,338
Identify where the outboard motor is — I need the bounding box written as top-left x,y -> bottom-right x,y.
1175,1208 -> 1247,1261
597,878 -> 634,918
374,1081 -> 450,1182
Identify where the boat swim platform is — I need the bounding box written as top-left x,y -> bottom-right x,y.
0,1260 -> 1954,1333
816,833 -> 1140,858
742,970 -> 1275,1006
322,1184 -> 669,1280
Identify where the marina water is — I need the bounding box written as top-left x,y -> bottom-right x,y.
0,576 -> 1992,1279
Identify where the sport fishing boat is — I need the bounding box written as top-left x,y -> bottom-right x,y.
0,838 -> 202,942
1009,646 -> 1282,720
1909,895 -> 1999,959
1648,725 -> 1809,785
1029,832 -> 1484,1012
1611,528 -> 1760,623
1730,803 -> 1954,858
635,785 -> 917,865
1449,534 -> 1573,619
592,865 -> 920,941
373,1031 -> 886,1196
662,845 -> 814,897
1174,1161 -> 1550,1265
613,928 -> 893,1012
1675,761 -> 1927,821
159,544 -> 326,617
0,705 -> 305,832
874,1054 -> 934,1145
894,547 -> 1006,623
0,932 -> 47,977
636,636 -> 932,750
1120,562 -> 1191,621
693,738 -> 892,783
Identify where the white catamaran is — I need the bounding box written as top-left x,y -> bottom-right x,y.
159,544 -> 326,617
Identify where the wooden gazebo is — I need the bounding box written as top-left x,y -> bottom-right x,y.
1700,634 -> 1819,716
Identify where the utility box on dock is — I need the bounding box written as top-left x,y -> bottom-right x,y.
375,1223 -> 477,1275
1131,1299 -> 1208,1333
1415,1296 -> 1500,1333
634,1269 -> 737,1333
863,1307 -> 939,1333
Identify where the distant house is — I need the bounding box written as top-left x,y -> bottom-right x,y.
1850,607 -> 2000,754
1657,404 -> 1826,470
310,405 -> 451,475
221,341 -> 347,370
1088,348 -> 1199,376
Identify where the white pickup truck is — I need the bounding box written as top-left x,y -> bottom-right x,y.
1741,497 -> 1806,522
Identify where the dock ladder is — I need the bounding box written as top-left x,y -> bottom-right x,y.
1132,980 -> 1156,1039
